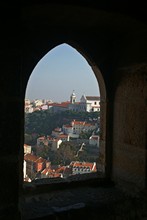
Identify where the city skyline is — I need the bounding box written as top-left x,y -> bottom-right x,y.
25,43 -> 100,103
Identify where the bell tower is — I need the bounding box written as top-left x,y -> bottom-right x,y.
70,90 -> 76,104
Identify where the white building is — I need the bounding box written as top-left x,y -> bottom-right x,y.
62,124 -> 73,135
41,104 -> 48,110
24,99 -> 34,113
68,92 -> 100,112
25,106 -> 34,113
34,99 -> 43,106
62,120 -> 96,138
71,120 -> 96,135
62,124 -> 79,138
24,144 -> 32,154
68,91 -> 84,112
80,95 -> 100,112
23,160 -> 26,178
25,99 -> 31,105
70,161 -> 97,175
70,90 -> 76,104
89,135 -> 99,147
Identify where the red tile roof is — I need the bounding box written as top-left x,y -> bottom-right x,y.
72,120 -> 94,127
24,153 -> 46,163
84,123 -> 94,126
72,120 -> 85,125
63,125 -> 72,128
70,161 -> 96,171
58,134 -> 68,138
91,136 -> 99,140
24,153 -> 39,162
56,166 -> 66,173
52,102 -> 69,108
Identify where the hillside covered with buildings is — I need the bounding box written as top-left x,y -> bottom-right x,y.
24,92 -> 101,182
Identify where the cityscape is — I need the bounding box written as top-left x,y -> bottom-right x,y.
24,91 -> 101,182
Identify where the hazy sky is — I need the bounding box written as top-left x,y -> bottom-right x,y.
25,43 -> 100,103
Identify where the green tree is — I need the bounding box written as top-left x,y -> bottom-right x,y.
25,110 -> 99,144
49,142 -> 78,165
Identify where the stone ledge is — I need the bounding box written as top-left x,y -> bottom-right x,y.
22,172 -> 106,195
20,186 -> 147,220
20,184 -> 124,220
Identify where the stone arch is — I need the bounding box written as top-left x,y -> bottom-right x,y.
21,3 -> 147,190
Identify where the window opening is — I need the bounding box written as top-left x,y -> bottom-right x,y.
24,43 -> 105,184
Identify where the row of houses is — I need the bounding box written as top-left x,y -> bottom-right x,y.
24,153 -> 97,182
25,92 -> 100,113
36,134 -> 99,151
63,119 -> 97,138
36,119 -> 99,150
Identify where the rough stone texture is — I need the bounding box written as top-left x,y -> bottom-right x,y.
20,186 -> 147,220
113,64 -> 147,192
20,186 -> 128,219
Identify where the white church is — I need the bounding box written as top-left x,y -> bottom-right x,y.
68,90 -> 100,112
25,91 -> 100,113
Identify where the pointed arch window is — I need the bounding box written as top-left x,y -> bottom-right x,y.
24,43 -> 106,186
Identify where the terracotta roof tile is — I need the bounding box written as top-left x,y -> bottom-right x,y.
70,161 -> 96,171
58,134 -> 68,138
64,125 -> 72,128
24,153 -> 39,162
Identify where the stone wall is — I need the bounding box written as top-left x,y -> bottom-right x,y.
112,64 -> 147,193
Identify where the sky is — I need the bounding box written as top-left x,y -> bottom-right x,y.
25,43 -> 100,103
